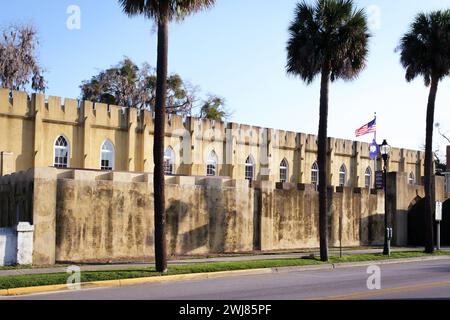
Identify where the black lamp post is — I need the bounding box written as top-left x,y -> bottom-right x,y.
380,139 -> 391,256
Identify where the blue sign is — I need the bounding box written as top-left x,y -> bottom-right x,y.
369,139 -> 379,160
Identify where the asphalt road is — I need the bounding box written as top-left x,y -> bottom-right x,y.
3,258 -> 450,300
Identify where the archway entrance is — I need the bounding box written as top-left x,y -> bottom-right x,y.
408,197 -> 450,246
407,197 -> 425,246
441,199 -> 450,245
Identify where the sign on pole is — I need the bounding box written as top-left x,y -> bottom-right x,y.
436,201 -> 443,221
375,171 -> 384,190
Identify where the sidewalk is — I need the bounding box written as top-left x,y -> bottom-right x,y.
0,246 -> 437,277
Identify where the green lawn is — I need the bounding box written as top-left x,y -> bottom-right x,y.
0,250 -> 449,290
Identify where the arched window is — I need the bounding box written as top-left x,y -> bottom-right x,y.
280,159 -> 289,183
409,172 -> 415,186
54,136 -> 69,168
207,151 -> 218,176
365,167 -> 372,189
311,162 -> 319,189
339,164 -> 347,187
164,147 -> 175,175
245,156 -> 255,181
100,140 -> 115,171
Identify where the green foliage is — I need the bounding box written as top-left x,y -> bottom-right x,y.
0,24 -> 45,92
398,10 -> 450,86
199,96 -> 231,121
118,0 -> 216,23
80,58 -> 141,108
80,58 -> 226,118
286,0 -> 370,83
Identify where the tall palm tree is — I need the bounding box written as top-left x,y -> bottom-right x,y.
286,0 -> 369,261
398,10 -> 450,254
119,0 -> 216,272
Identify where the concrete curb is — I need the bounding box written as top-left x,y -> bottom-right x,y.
1,256 -> 449,297
331,255 -> 450,269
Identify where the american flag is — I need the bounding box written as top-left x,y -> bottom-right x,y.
355,118 -> 376,137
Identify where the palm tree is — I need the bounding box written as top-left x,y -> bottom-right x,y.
119,0 -> 216,272
398,10 -> 450,254
286,0 -> 370,261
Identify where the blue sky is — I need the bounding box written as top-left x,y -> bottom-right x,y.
1,0 -> 450,155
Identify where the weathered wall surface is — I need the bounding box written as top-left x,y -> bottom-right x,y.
35,169 -> 388,264
2,168 -> 445,265
166,179 -> 254,256
54,173 -> 254,263
257,183 -> 385,251
271,188 -> 320,249
56,178 -> 154,263
387,172 -> 447,246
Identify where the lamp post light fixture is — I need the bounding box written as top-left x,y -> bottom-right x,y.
380,139 -> 392,256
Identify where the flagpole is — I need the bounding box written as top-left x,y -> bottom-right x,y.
373,112 -> 377,189
374,112 -> 377,143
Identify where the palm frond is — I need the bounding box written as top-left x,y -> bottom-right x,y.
118,0 -> 216,22
398,10 -> 450,86
286,0 -> 370,84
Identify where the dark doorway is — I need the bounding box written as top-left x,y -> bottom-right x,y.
408,197 -> 425,246
408,197 -> 450,246
441,199 -> 450,246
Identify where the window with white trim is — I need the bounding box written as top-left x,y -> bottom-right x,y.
207,151 -> 218,176
280,159 -> 288,183
245,156 -> 255,181
409,172 -> 415,186
100,140 -> 115,171
164,147 -> 175,175
339,164 -> 347,187
54,136 -> 69,168
365,167 -> 372,189
311,162 -> 319,189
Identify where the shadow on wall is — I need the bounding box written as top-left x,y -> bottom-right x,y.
253,188 -> 261,251
0,181 -> 34,228
364,214 -> 385,245
205,184 -> 227,254
15,109 -> 35,173
166,199 -> 208,256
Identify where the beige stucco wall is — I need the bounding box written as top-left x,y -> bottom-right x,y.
0,91 -> 35,173
54,172 -> 254,263
258,182 -> 385,251
55,178 -> 155,262
387,172 -> 446,246
1,168 -> 448,265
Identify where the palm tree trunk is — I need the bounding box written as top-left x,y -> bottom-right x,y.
318,63 -> 330,262
154,8 -> 169,273
424,76 -> 439,254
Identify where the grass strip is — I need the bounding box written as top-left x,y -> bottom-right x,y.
0,250 -> 449,290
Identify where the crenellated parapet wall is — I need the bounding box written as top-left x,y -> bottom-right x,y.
0,90 -> 33,118
0,89 -> 425,188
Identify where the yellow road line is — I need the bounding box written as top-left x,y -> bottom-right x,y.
308,279 -> 450,300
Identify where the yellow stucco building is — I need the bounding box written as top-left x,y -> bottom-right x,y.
0,89 -> 424,188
